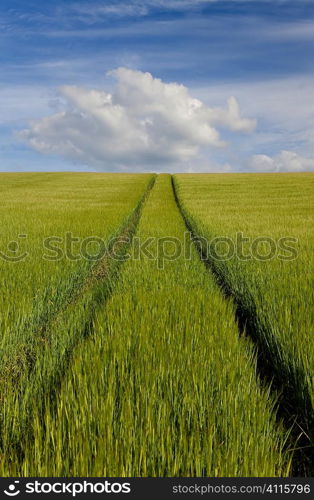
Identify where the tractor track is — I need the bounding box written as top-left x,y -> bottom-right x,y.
171,175 -> 314,477
0,175 -> 156,458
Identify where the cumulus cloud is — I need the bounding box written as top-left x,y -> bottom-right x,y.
250,150 -> 314,172
20,68 -> 255,171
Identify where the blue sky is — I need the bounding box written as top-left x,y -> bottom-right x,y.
1,0 -> 314,172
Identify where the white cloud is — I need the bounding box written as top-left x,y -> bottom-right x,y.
209,97 -> 256,133
68,1 -> 216,19
267,21 -> 314,41
250,150 -> 314,172
193,74 -> 314,165
67,0 -> 312,20
20,68 -> 255,171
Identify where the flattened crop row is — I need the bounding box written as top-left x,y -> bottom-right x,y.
173,173 -> 314,475
0,175 -> 156,465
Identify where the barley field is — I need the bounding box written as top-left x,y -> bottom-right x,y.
0,172 -> 313,476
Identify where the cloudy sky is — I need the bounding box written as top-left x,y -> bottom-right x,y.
1,0 -> 314,172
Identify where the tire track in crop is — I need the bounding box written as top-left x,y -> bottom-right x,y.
1,175 -> 155,385
171,175 -> 313,476
0,176 -> 156,460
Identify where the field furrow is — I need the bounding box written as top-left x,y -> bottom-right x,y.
0,174 -> 153,380
3,174 -> 292,477
0,173 -> 155,462
173,173 -> 314,475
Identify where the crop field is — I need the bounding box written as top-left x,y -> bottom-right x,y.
174,173 -> 314,474
0,172 -> 313,477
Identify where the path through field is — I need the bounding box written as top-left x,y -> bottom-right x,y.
0,172 -> 313,476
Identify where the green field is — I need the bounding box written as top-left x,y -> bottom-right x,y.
0,172 -> 313,476
174,173 -> 314,464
